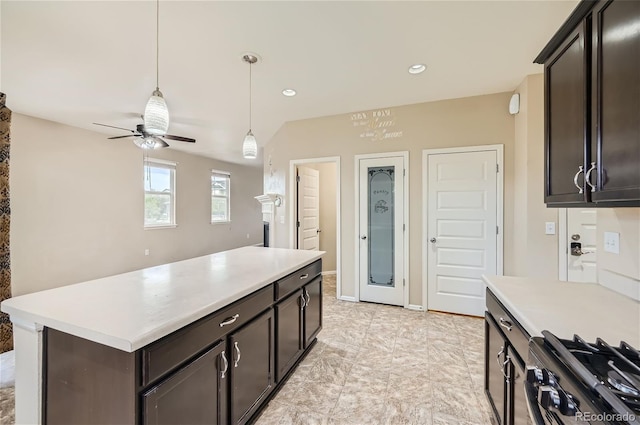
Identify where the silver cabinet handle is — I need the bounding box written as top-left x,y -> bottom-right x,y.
299,274 -> 309,280
573,165 -> 584,194
496,346 -> 504,369
220,350 -> 228,379
304,288 -> 310,307
300,293 -> 306,310
585,162 -> 597,193
219,314 -> 239,327
233,341 -> 241,368
430,238 -> 437,243
502,356 -> 511,383
499,317 -> 513,332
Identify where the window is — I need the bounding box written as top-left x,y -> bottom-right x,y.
144,158 -> 176,228
211,170 -> 230,223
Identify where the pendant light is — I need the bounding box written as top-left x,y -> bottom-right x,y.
144,0 -> 169,136
242,54 -> 258,159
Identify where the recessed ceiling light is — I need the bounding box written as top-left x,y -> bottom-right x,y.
408,64 -> 427,75
282,89 -> 297,97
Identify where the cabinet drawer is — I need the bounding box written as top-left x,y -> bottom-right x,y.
486,289 -> 530,362
142,285 -> 272,386
274,260 -> 322,301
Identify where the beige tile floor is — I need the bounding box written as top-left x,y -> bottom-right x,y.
0,275 -> 493,425
256,275 -> 493,425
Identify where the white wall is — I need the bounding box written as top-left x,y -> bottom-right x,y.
265,92 -> 516,305
10,113 -> 263,296
308,162 -> 337,272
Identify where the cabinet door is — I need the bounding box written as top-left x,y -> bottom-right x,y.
545,22 -> 591,205
303,277 -> 322,348
591,0 -> 640,203
507,348 -> 532,425
229,309 -> 275,425
142,341 -> 226,425
485,314 -> 508,425
275,289 -> 304,382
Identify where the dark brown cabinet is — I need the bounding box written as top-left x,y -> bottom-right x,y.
275,289 -> 304,382
537,0 -> 640,207
143,341 -> 227,425
228,309 -> 275,425
485,289 -> 531,425
303,277 -> 322,348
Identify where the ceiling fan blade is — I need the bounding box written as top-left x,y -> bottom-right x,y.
92,122 -> 135,133
164,134 -> 196,143
154,138 -> 170,148
107,135 -> 138,140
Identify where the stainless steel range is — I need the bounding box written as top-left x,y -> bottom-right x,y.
527,331 -> 640,425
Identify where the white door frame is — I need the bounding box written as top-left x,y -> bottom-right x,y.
354,151 -> 410,308
289,157 -> 342,297
558,208 -> 568,281
421,145 -> 504,311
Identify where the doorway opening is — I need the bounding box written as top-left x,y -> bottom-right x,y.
289,157 -> 341,299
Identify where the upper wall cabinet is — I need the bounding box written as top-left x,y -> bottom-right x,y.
536,0 -> 640,207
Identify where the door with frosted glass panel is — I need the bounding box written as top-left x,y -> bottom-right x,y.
358,156 -> 405,306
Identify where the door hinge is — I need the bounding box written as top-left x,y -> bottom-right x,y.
403,223 -> 405,231
496,164 -> 499,173
496,226 -> 499,235
297,221 -> 301,228
403,169 -> 406,177
296,175 -> 301,182
403,279 -> 406,287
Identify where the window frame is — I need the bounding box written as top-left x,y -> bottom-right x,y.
144,158 -> 177,229
211,170 -> 231,224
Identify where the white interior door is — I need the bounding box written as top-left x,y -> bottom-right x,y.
427,150 -> 498,316
297,166 -> 320,250
358,156 -> 405,306
567,208 -> 597,283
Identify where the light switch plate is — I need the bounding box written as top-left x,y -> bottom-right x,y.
280,215 -> 285,224
604,232 -> 620,254
545,222 -> 556,235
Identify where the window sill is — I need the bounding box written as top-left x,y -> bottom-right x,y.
211,221 -> 231,225
144,224 -> 178,230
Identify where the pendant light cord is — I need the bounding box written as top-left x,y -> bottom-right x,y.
249,61 -> 252,131
156,0 -> 160,90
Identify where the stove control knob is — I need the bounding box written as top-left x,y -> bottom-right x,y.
526,367 -> 557,387
539,386 -> 561,410
559,393 -> 577,417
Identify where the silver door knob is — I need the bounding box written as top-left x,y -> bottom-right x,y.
430,238 -> 437,243
361,235 -> 367,240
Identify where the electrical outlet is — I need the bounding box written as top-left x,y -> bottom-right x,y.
604,232 -> 620,254
545,222 -> 556,235
144,249 -> 150,256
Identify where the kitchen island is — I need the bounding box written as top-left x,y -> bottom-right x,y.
1,246 -> 324,425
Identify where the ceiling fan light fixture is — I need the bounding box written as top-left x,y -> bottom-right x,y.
144,89 -> 169,136
242,130 -> 258,159
134,136 -> 169,150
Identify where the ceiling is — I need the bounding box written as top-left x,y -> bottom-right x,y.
1,1 -> 578,166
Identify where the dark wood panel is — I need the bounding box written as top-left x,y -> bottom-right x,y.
143,285 -> 272,386
508,350 -> 532,425
142,342 -> 225,425
485,314 -> 507,425
545,22 -> 591,204
229,309 -> 275,425
486,290 -> 530,359
592,0 -> 640,202
45,328 -> 137,425
274,260 -> 322,301
303,277 -> 322,349
275,290 -> 303,382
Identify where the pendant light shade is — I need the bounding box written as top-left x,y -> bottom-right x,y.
144,89 -> 169,136
242,54 -> 259,159
242,130 -> 257,159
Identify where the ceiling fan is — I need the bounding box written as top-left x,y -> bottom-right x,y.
92,122 -> 196,150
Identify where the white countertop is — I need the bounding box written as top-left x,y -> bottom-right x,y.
483,275 -> 640,347
1,246 -> 324,352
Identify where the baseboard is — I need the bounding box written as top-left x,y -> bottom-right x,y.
407,304 -> 425,311
321,270 -> 337,276
338,295 -> 357,302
